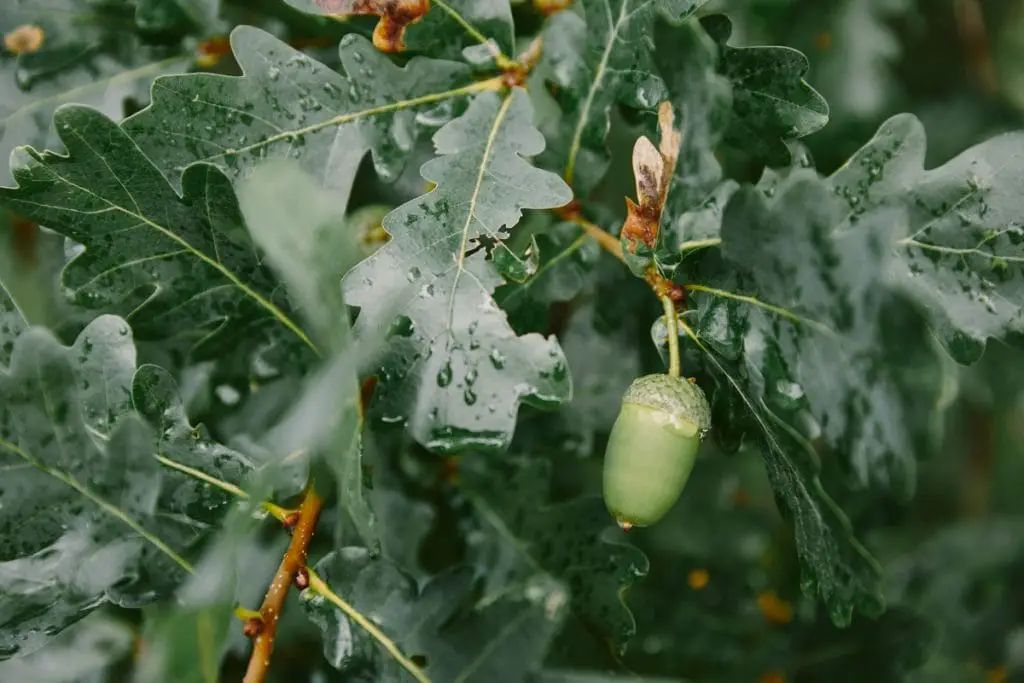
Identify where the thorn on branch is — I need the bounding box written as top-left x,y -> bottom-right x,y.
295,567 -> 310,591
282,512 -> 300,531
243,618 -> 264,638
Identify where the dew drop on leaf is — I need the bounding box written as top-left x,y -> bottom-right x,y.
436,361 -> 453,387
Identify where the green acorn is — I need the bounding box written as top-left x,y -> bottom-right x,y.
602,373 -> 711,530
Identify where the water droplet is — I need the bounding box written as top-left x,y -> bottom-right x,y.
267,66 -> 280,81
407,266 -> 421,281
465,369 -> 478,385
489,348 -> 505,369
352,50 -> 365,63
436,362 -> 453,387
463,387 -> 478,405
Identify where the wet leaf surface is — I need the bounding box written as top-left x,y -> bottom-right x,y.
0,288 -> 251,658
0,0 -> 190,187
701,14 -> 829,167
303,547 -> 568,682
342,88 -> 573,453
677,170 -> 952,625
460,456 -> 649,650
0,105 -> 311,366
830,113 -> 1024,364
538,0 -> 711,195
122,26 -> 473,190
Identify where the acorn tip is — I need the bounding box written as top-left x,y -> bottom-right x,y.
617,519 -> 633,531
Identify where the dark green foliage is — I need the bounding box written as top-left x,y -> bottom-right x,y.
1,0 -> 1024,681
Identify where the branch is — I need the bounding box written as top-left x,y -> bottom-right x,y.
242,488 -> 323,683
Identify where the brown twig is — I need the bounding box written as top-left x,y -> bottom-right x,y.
242,488 -> 323,683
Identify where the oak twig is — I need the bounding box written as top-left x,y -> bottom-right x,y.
242,488 -> 323,683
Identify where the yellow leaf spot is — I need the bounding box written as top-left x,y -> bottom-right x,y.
687,569 -> 710,590
4,24 -> 45,55
757,591 -> 793,624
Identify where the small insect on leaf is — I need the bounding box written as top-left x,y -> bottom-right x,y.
314,0 -> 431,52
4,24 -> 45,55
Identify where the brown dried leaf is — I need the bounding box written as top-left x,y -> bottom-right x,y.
315,0 -> 431,52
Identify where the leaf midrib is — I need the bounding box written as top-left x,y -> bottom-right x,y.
0,436 -> 193,573
41,129 -> 319,355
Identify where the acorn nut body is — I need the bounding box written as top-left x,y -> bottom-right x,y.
602,373 -> 711,529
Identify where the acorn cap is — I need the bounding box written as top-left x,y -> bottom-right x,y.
620,373 -> 711,440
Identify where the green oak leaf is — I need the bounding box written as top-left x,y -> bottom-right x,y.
0,104 -> 314,366
700,14 -> 829,167
122,26 -> 474,190
0,282 -> 27,367
0,613 -> 134,683
707,174 -> 948,498
677,172 -> 953,624
237,161 -> 378,549
131,365 -> 255,525
404,0 -> 516,64
495,221 -> 599,333
0,290 -> 251,657
342,88 -> 573,454
0,0 -> 190,187
653,18 -> 731,247
539,0 -> 712,195
302,548 -> 568,682
459,456 -> 649,649
829,113 -> 1024,364
0,366 -> 188,658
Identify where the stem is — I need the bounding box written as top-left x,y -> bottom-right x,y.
431,0 -> 515,70
242,488 -> 323,683
572,215 -> 624,262
152,454 -> 425,677
306,570 -> 432,683
661,295 -> 680,378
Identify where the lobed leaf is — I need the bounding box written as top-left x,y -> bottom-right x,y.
0,0 -> 190,187
700,14 -> 829,167
0,105 -> 312,366
830,113 -> 1024,364
459,456 -> 649,649
122,25 -> 475,191
237,161 -> 378,548
0,286 -> 250,658
302,548 -> 568,682
539,0 -> 711,195
342,88 -> 573,453
676,171 -> 952,624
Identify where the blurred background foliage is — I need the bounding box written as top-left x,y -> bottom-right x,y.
4,0 -> 1024,682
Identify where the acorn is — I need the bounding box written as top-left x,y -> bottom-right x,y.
602,373 -> 711,530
